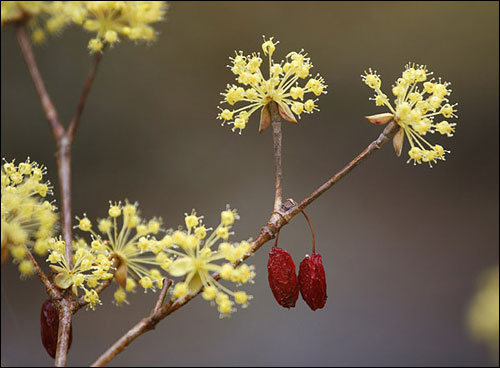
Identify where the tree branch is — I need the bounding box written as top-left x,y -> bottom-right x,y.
56,139 -> 74,268
90,119 -> 399,367
25,249 -> 62,302
152,279 -> 172,315
15,24 -> 64,140
66,53 -> 102,140
269,102 -> 283,211
295,121 -> 399,213
54,301 -> 74,367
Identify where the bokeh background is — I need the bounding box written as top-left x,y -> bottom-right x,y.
1,1 -> 499,366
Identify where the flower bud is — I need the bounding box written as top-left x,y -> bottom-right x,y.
298,253 -> 327,311
41,299 -> 72,359
267,247 -> 299,308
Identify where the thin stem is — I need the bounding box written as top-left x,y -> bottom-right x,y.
92,280 -> 172,367
55,302 -> 73,367
152,279 -> 172,315
66,53 -> 102,140
56,138 -> 74,268
269,102 -> 283,211
296,121 -> 399,213
25,249 -> 62,302
15,24 -> 64,140
90,120 -> 399,367
91,318 -> 152,367
301,210 -> 316,253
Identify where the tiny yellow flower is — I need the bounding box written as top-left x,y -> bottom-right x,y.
84,289 -> 101,310
113,287 -> 128,306
18,259 -> 35,278
218,36 -> 327,134
362,63 -> 458,167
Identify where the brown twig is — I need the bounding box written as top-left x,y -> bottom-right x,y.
91,119 -> 399,367
25,249 -> 62,302
91,279 -> 173,367
15,23 -> 102,367
56,139 -> 74,268
55,300 -> 75,366
295,121 -> 399,213
152,278 -> 172,315
66,52 -> 102,140
58,52 -> 101,268
15,24 -> 64,140
269,102 -> 283,211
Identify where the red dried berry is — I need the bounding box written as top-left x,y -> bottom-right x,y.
267,247 -> 299,308
299,253 -> 327,311
41,299 -> 72,359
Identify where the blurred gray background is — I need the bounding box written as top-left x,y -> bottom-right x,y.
1,1 -> 499,366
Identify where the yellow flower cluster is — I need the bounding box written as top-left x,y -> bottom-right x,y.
1,1 -> 46,27
74,201 -> 255,317
75,200 -> 167,306
1,1 -> 168,52
362,63 -> 458,167
165,207 -> 255,318
467,266 -> 499,362
217,36 -> 327,134
47,237 -> 113,310
1,158 -> 58,277
67,1 -> 168,53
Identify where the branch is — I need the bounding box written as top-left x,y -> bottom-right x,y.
152,278 -> 172,315
58,53 -> 101,267
66,53 -> 102,140
269,102 -> 283,211
54,301 -> 74,367
15,24 -> 64,140
25,249 -> 62,302
90,120 -> 399,367
56,139 -> 74,268
91,280 -> 173,366
295,121 -> 399,213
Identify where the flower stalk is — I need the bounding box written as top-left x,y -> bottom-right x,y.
270,102 -> 283,211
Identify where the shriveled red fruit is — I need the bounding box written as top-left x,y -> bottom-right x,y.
299,253 -> 327,311
267,247 -> 299,308
41,299 -> 73,359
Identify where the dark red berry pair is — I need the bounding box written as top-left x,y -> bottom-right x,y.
41,299 -> 72,359
267,209 -> 327,310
